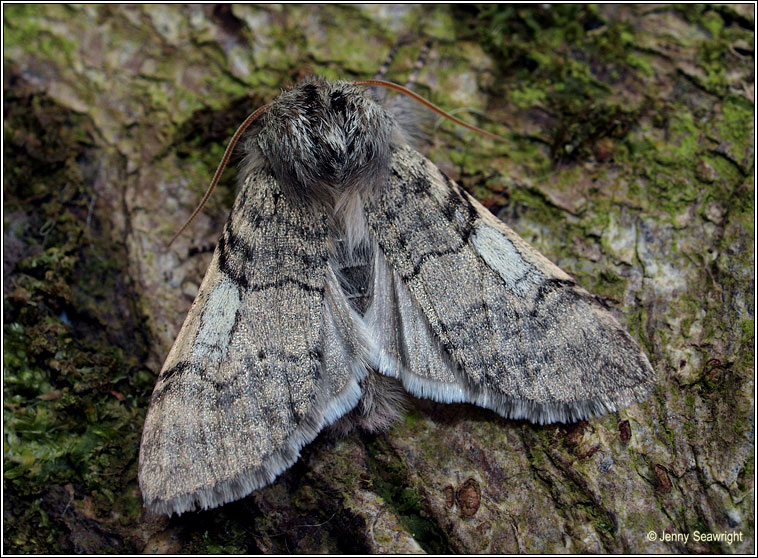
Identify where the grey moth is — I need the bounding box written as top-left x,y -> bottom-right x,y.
139,75 -> 656,516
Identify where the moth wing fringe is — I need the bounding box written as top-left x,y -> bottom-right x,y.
140,173 -> 374,516
364,144 -> 656,425
145,366 -> 366,516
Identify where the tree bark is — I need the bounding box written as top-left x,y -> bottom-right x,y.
3,4 -> 753,553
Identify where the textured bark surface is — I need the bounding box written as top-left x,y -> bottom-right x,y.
3,4 -> 754,554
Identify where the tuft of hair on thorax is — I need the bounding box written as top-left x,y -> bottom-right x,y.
167,75 -> 506,248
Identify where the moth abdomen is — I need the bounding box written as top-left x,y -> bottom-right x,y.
332,237 -> 374,316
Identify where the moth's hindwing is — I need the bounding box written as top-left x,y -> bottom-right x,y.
365,144 -> 656,424
139,171 -> 369,516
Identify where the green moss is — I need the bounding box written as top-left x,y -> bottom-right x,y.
3,79 -> 153,553
615,110 -> 720,215
293,5 -> 390,77
196,527 -> 248,554
526,440 -> 548,469
173,499 -> 265,553
653,388 -> 678,448
5,498 -> 58,551
460,2 -> 751,234
575,502 -> 616,538
509,85 -> 548,109
508,187 -> 563,226
592,268 -> 629,301
739,318 -> 754,345
664,112 -> 700,161
676,6 -> 755,97
704,153 -> 744,187
401,407 -> 423,428
737,454 -> 754,493
717,95 -> 754,164
701,10 -> 725,37
366,438 -> 448,553
459,5 -> 649,165
3,5 -> 77,62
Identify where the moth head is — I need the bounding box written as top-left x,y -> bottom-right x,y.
167,77 -> 505,247
255,76 -> 394,205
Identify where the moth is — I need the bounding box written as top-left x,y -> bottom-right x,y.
139,75 -> 656,516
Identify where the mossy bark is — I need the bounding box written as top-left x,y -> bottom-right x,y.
3,4 -> 753,553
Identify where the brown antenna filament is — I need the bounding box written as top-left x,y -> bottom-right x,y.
352,79 -> 508,143
170,80 -> 505,246
168,101 -> 272,247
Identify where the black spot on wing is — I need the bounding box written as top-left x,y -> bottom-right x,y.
439,171 -> 478,233
389,166 -> 431,195
158,361 -> 190,381
151,362 -> 226,404
246,277 -> 324,294
403,243 -> 467,281
532,278 -> 581,314
217,231 -> 248,290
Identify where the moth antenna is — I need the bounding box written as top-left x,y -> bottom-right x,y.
167,101 -> 273,247
353,79 -> 508,143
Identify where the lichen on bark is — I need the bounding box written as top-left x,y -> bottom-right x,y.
3,4 -> 753,553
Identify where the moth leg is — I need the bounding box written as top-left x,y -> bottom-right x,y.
404,39 -> 432,90
374,37 -> 412,80
373,38 -> 432,86
374,39 -> 436,146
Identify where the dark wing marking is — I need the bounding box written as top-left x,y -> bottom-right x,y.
365,144 -> 655,424
139,170 -> 370,515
